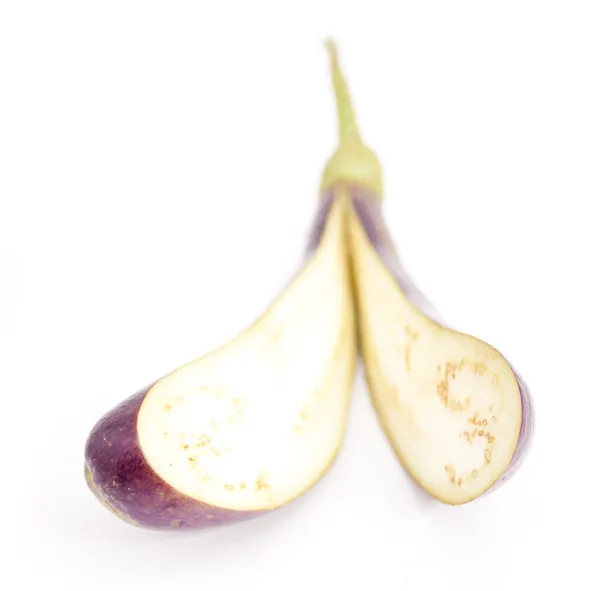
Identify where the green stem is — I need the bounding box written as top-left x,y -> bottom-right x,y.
321,39 -> 383,197
325,39 -> 360,144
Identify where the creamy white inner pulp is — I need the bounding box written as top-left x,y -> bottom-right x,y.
137,198 -> 355,511
347,202 -> 522,505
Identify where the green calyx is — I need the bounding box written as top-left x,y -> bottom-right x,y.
321,39 -> 383,197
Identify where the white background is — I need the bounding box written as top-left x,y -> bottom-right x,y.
2,2 -> 599,590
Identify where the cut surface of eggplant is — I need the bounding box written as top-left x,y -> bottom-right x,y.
137,198 -> 355,512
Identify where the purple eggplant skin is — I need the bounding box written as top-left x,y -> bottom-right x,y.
306,190 -> 336,254
84,385 -> 267,530
339,184 -> 534,497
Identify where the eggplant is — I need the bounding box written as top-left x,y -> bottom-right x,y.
321,40 -> 534,504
